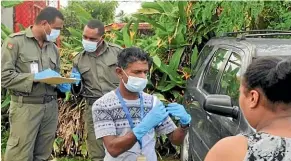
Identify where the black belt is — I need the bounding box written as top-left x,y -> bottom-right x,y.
11,95 -> 57,104
86,97 -> 100,105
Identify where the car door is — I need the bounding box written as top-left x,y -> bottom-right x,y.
215,50 -> 255,136
185,45 -> 232,161
211,50 -> 246,138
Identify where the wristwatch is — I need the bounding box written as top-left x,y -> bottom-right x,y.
180,123 -> 190,131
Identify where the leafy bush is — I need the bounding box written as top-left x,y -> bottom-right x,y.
1,1 -> 291,159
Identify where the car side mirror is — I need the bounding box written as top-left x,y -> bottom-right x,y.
203,94 -> 239,119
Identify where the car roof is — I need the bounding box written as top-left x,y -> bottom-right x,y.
207,37 -> 291,58
246,38 -> 291,57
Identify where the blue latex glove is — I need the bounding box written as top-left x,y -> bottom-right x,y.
57,83 -> 71,93
70,67 -> 81,85
34,69 -> 61,80
132,102 -> 168,141
166,103 -> 191,125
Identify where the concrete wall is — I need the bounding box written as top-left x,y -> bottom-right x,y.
1,7 -> 14,31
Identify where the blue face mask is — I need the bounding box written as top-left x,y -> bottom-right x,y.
44,25 -> 60,42
82,39 -> 102,52
122,69 -> 148,93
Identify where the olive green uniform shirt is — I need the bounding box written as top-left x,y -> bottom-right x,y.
73,41 -> 122,98
1,27 -> 60,97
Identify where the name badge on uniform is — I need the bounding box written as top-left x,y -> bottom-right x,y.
30,62 -> 39,74
137,155 -> 146,161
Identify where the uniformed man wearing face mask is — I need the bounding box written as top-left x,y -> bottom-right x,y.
70,19 -> 122,161
1,7 -> 70,161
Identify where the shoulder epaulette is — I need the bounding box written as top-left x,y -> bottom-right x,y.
9,31 -> 25,38
108,43 -> 123,49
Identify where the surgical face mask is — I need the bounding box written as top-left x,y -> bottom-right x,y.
44,25 -> 60,42
82,39 -> 98,52
122,69 -> 148,93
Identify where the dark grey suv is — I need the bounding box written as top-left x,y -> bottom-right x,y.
181,31 -> 291,161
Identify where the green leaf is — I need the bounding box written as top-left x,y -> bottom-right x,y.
65,92 -> 71,102
122,21 -> 133,47
152,55 -> 162,68
153,55 -> 184,84
169,47 -> 185,71
133,14 -> 166,31
81,141 -> 88,157
158,2 -> 173,14
141,2 -> 164,13
170,90 -> 184,103
1,1 -> 23,8
67,27 -> 83,38
1,96 -> 10,109
178,1 -> 187,23
1,24 -> 12,35
72,134 -> 79,147
191,46 -> 198,69
73,3 -> 93,19
73,3 -> 93,25
1,30 -> 8,41
157,83 -> 176,92
132,21 -> 139,34
159,64 -> 184,85
137,8 -> 160,15
62,41 -> 73,49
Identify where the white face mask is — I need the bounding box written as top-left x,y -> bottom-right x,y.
122,69 -> 148,93
44,25 -> 60,42
82,39 -> 103,52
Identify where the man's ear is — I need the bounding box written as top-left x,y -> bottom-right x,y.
249,89 -> 260,109
116,67 -> 123,79
40,20 -> 48,26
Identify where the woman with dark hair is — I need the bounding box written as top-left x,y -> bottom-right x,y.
205,57 -> 291,161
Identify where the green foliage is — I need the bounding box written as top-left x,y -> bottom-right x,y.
1,128 -> 9,153
61,1 -> 118,38
1,0 -> 23,8
1,24 -> 12,42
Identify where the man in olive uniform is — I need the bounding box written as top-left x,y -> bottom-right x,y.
1,7 -> 70,161
70,19 -> 122,161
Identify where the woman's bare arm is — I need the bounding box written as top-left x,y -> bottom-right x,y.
204,135 -> 248,161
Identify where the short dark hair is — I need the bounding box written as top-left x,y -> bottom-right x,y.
87,19 -> 105,36
35,7 -> 64,24
243,57 -> 291,105
117,47 -> 153,69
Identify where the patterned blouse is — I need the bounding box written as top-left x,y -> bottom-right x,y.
244,132 -> 291,161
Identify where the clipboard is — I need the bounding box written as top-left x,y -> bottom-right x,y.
34,77 -> 80,85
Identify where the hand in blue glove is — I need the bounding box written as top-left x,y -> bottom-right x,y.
132,102 -> 168,141
70,67 -> 81,85
34,69 -> 61,80
166,103 -> 191,125
57,83 -> 71,93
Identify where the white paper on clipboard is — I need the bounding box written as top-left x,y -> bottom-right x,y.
34,77 -> 80,85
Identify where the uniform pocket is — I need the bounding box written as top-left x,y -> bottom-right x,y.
103,59 -> 119,85
7,136 -> 19,148
9,101 -> 23,123
18,55 -> 39,73
48,51 -> 58,71
79,67 -> 92,83
79,67 -> 91,74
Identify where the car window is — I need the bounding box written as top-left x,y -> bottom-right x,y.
202,48 -> 229,94
217,52 -> 242,106
192,45 -> 214,76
